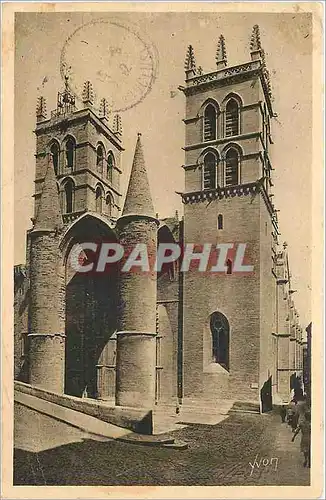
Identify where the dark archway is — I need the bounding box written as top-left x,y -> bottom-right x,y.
61,215 -> 118,399
210,311 -> 230,370
261,376 -> 273,413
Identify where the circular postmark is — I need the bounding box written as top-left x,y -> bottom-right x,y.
60,18 -> 159,113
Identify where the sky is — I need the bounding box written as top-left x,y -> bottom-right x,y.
14,10 -> 313,326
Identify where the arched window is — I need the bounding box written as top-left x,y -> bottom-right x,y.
204,104 -> 217,141
65,138 -> 75,169
225,99 -> 239,137
225,149 -> 239,186
203,152 -> 217,190
217,214 -> 223,230
226,259 -> 232,275
95,186 -> 103,213
107,152 -> 114,183
96,145 -> 104,174
64,179 -> 74,213
210,312 -> 230,370
50,143 -> 60,175
106,194 -> 113,217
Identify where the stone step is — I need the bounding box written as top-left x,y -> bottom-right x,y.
152,411 -> 187,435
162,439 -> 188,450
230,401 -> 261,414
117,433 -> 175,446
181,398 -> 235,411
179,405 -> 233,416
176,412 -> 228,426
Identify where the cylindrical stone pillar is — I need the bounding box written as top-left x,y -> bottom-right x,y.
28,231 -> 66,393
116,333 -> 156,407
115,216 -> 158,408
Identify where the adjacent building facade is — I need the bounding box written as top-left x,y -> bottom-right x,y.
14,25 -> 306,413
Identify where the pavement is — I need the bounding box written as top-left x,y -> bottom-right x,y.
14,402 -> 310,486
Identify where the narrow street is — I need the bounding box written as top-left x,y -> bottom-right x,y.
14,404 -> 310,486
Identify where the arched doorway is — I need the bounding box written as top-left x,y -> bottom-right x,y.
61,214 -> 118,399
210,311 -> 230,371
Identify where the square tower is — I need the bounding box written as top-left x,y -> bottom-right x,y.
180,27 -> 280,409
34,78 -> 124,225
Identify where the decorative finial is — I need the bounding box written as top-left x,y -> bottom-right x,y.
82,80 -> 94,107
283,241 -> 288,249
197,66 -> 203,75
36,96 -> 47,122
57,75 -> 75,112
250,27 -> 273,100
137,132 -> 142,137
113,114 -> 122,136
99,97 -> 110,120
184,45 -> 196,79
250,24 -> 262,54
216,34 -> 227,69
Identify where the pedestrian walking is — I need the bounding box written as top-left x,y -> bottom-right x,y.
296,395 -> 308,426
280,405 -> 287,423
291,410 -> 311,468
287,399 -> 298,432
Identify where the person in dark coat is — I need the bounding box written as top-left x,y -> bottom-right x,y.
292,410 -> 311,467
287,399 -> 298,432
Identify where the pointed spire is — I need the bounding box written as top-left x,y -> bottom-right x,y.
82,80 -> 94,107
113,114 -> 122,136
32,162 -> 62,233
184,45 -> 196,79
36,96 -> 47,123
122,133 -> 155,218
250,24 -> 262,61
216,34 -> 227,69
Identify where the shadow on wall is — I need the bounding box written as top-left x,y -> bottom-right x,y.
260,376 -> 272,413
290,372 -> 304,400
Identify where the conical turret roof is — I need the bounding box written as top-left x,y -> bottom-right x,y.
32,162 -> 63,232
122,133 -> 155,218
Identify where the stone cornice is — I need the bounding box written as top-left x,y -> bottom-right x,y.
183,60 -> 261,90
35,108 -> 124,152
180,182 -> 259,204
179,179 -> 280,234
183,131 -> 261,152
180,60 -> 274,116
27,333 -> 66,338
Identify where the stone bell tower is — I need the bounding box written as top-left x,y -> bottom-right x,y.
115,134 -> 159,408
179,25 -> 280,408
27,76 -> 126,394
34,77 -> 124,225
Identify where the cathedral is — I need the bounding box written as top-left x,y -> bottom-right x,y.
14,25 -> 305,424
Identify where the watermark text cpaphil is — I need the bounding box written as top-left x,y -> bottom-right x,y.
67,242 -> 255,275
